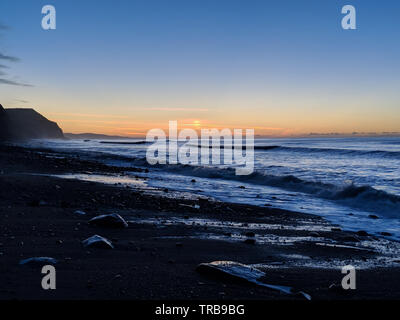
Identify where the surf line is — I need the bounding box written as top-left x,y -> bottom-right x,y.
146,121 -> 254,175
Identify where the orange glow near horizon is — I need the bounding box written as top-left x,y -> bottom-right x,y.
43,108 -> 400,138
46,112 -> 295,138
34,95 -> 400,138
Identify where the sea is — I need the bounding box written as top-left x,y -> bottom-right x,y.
22,136 -> 400,240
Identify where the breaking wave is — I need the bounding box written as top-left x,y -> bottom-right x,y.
133,160 -> 400,217
255,145 -> 400,159
184,144 -> 400,158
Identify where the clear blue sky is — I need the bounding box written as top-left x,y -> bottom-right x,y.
0,0 -> 399,136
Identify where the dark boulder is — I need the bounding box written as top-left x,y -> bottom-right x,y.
244,232 -> 255,237
244,238 -> 256,245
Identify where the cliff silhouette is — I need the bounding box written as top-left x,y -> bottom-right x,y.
0,104 -> 64,140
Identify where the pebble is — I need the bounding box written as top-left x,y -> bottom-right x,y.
82,235 -> 114,249
89,213 -> 128,228
19,257 -> 58,266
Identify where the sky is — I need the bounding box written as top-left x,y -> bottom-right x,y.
0,0 -> 399,137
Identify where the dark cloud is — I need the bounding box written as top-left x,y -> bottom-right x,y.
0,23 -> 10,39
0,78 -> 33,87
0,23 -> 9,30
0,24 -> 32,87
0,52 -> 20,62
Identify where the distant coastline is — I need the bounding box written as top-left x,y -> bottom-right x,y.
64,133 -> 133,140
64,132 -> 400,140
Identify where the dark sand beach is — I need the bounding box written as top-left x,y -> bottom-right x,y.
0,144 -> 399,300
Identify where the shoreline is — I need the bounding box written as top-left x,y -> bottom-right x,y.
0,144 -> 399,300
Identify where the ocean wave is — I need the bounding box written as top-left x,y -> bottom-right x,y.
183,143 -> 400,158
99,140 -> 149,145
255,145 -> 400,159
133,160 -> 400,217
34,142 -> 400,217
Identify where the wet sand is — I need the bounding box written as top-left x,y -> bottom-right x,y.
0,144 -> 399,300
